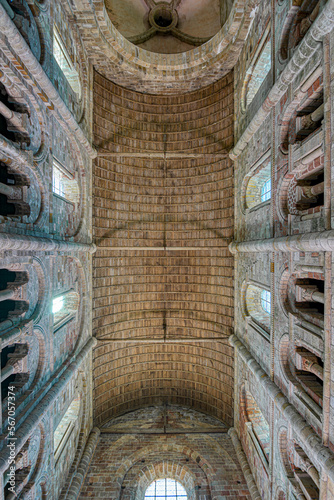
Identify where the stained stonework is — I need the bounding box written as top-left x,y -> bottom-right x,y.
231,0 -> 334,497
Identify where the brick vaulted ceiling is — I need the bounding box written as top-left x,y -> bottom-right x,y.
92,70 -> 234,427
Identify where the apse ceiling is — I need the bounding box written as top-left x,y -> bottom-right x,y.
71,0 -> 256,93
105,0 -> 222,53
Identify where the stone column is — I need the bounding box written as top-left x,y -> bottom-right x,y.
228,428 -> 261,500
229,230 -> 334,254
64,427 -> 101,500
0,232 -> 96,253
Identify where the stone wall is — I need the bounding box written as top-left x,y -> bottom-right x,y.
231,0 -> 334,497
80,406 -> 251,499
0,0 -> 95,498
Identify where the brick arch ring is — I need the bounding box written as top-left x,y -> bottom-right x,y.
132,461 -> 198,500
113,442 -> 215,478
113,442 -> 215,499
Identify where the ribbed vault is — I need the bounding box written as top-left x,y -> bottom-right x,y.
92,71 -> 234,426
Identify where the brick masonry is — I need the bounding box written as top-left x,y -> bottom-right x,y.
92,71 -> 235,428
80,406 -> 251,499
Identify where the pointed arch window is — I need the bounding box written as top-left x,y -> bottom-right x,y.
145,479 -> 187,499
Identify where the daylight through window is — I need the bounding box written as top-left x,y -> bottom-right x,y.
52,164 -> 65,198
261,290 -> 271,314
52,160 -> 80,204
53,27 -> 81,95
261,178 -> 271,202
145,479 -> 187,500
54,396 -> 81,462
52,296 -> 64,314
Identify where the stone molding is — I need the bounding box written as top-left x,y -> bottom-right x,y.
228,427 -> 262,500
64,427 -> 100,500
229,229 -> 334,254
0,232 -> 96,253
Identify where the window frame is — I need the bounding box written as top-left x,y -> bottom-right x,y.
261,178 -> 271,203
52,158 -> 78,205
261,289 -> 271,314
53,26 -> 81,97
244,159 -> 272,212
54,396 -> 81,464
241,24 -> 271,113
52,290 -> 79,333
144,478 -> 188,500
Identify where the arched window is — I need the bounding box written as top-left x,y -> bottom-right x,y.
261,179 -> 271,202
241,26 -> 271,112
246,39 -> 271,107
54,396 -> 81,463
145,479 -> 187,499
245,163 -> 271,210
52,290 -> 80,331
245,284 -> 271,334
243,390 -> 270,469
52,159 -> 79,204
261,290 -> 271,314
53,27 -> 81,96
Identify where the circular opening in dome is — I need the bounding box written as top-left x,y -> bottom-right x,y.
145,478 -> 188,499
153,9 -> 173,28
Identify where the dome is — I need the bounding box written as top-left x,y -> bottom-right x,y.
104,0 -> 228,54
